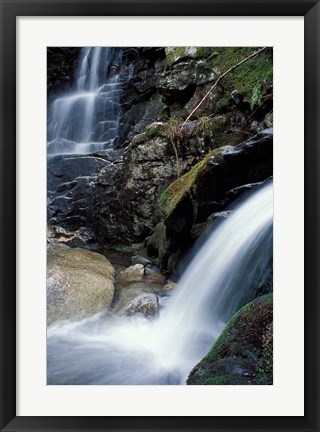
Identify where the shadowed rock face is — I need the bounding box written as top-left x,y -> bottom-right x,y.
47,150 -> 123,230
47,47 -> 80,96
147,129 -> 273,271
47,244 -> 115,325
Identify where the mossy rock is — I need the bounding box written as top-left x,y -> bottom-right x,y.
164,47 -> 272,111
187,294 -> 273,385
154,130 -> 272,272
159,129 -> 273,220
199,47 -> 273,109
164,47 -> 198,65
159,147 -> 222,217
146,222 -> 168,262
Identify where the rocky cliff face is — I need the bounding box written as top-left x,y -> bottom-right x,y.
91,47 -> 272,245
48,47 -> 273,267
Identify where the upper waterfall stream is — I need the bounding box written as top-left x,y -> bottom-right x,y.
47,180 -> 273,385
47,47 -> 122,156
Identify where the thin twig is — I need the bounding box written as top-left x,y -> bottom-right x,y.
170,135 -> 181,177
182,47 -> 268,127
247,93 -> 273,120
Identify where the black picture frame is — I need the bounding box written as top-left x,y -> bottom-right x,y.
0,1 -> 319,431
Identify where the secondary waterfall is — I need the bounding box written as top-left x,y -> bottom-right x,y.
47,180 -> 273,385
47,47 -> 122,156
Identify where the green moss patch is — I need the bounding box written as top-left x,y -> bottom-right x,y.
205,294 -> 273,363
159,147 -> 221,217
165,47 -> 189,65
187,294 -> 273,385
195,47 -> 272,109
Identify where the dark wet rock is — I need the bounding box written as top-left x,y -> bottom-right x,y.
188,357 -> 256,385
146,222 -> 168,262
149,129 -> 273,270
47,150 -> 126,231
47,154 -> 109,230
48,154 -> 107,193
225,181 -> 266,201
131,256 -> 152,266
91,125 -> 218,244
187,295 -> 273,385
190,210 -> 232,240
91,148 -> 123,162
182,84 -> 222,119
47,48 -> 80,95
48,225 -> 98,249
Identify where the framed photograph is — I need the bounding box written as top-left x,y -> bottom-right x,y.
1,1 -> 319,431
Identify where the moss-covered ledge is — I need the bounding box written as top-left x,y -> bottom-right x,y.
159,128 -> 273,220
147,129 -> 273,272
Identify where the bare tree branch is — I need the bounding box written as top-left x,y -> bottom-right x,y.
181,47 -> 268,127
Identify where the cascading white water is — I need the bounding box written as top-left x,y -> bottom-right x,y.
47,180 -> 273,385
47,47 -> 122,156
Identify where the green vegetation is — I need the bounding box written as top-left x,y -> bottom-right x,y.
165,47 -> 189,65
205,294 -> 273,363
191,47 -> 273,111
213,48 -> 272,110
216,95 -> 232,110
203,373 -> 229,385
197,116 -> 214,138
197,49 -> 220,61
159,147 -> 221,217
187,294 -> 273,385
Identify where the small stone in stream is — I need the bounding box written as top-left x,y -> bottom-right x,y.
131,255 -> 152,266
123,292 -> 159,317
122,282 -> 164,294
112,286 -> 159,317
116,264 -> 145,286
163,281 -> 176,292
144,264 -> 165,283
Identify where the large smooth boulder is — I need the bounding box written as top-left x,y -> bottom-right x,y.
47,244 -> 115,325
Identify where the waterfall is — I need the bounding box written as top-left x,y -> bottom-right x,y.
47,47 -> 122,156
47,180 -> 273,385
